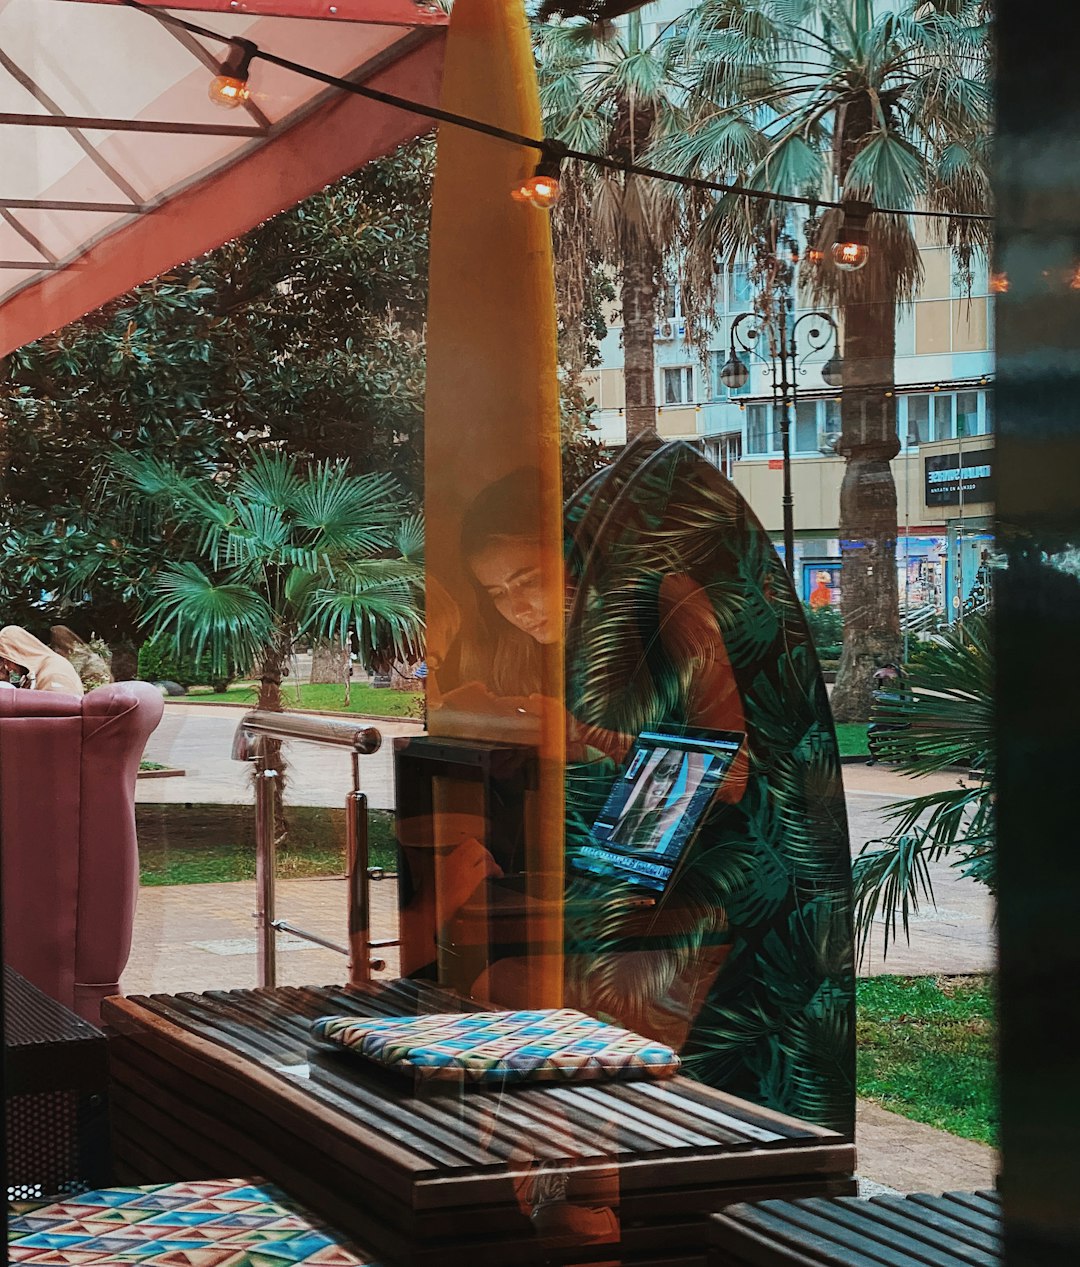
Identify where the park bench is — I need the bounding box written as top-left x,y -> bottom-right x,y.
708,1188 -> 1002,1266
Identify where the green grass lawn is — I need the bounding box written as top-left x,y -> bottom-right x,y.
835,722 -> 870,757
137,804 -> 398,886
857,974 -> 997,1146
173,681 -> 424,719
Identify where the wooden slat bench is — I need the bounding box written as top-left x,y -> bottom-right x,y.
102,981 -> 857,1267
708,1189 -> 1002,1266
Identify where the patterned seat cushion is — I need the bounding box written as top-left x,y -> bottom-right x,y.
8,1178 -> 375,1265
310,1007 -> 681,1084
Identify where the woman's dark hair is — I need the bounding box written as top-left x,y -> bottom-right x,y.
457,467 -> 549,697
460,467 -> 543,561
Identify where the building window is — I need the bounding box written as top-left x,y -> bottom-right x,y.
663,366 -> 693,405
933,392 -> 954,440
905,395 -> 930,445
794,400 -> 818,453
746,403 -> 772,454
729,265 -> 753,309
957,390 -> 979,437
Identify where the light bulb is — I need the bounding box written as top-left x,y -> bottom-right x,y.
209,75 -> 250,108
510,174 -> 561,209
989,271 -> 1009,294
831,240 -> 870,272
209,39 -> 256,110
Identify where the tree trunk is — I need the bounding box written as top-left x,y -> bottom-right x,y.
309,637 -> 348,685
830,285 -> 902,722
254,636 -> 289,824
622,249 -> 658,442
110,638 -> 139,682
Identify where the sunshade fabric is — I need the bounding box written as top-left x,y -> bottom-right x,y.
0,0 -> 446,356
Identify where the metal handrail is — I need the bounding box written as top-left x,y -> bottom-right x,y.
231,709 -> 381,756
232,710 -> 389,988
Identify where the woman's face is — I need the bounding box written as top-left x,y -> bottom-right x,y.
469,536 -> 559,645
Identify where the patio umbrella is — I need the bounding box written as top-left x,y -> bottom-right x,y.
0,0 -> 447,356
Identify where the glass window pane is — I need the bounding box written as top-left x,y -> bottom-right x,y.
794,400 -> 817,452
983,388 -> 994,433
933,393 -> 954,440
663,368 -> 682,404
906,395 -> 930,444
709,351 -> 724,400
747,403 -> 769,453
824,398 -> 841,433
957,391 -> 978,437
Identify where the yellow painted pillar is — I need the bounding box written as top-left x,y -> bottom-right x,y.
423,0 -> 564,1006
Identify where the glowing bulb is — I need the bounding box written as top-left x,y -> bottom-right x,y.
806,247 -> 825,264
209,75 -> 250,108
989,271 -> 1009,294
209,39 -> 256,110
831,240 -> 870,272
510,173 -> 561,209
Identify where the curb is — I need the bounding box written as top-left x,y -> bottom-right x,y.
137,767 -> 186,779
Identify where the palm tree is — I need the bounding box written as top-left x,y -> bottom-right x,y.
852,612 -> 993,964
661,0 -> 992,718
534,10 -> 690,440
118,451 -> 423,717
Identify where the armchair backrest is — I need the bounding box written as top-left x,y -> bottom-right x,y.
1,681 -> 164,1023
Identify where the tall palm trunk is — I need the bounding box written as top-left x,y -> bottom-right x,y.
830,284 -> 902,721
622,249 -> 658,441
255,631 -> 290,822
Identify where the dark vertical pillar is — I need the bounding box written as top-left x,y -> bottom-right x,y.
996,2 -> 1080,1260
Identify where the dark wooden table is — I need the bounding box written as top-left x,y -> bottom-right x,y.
708,1190 -> 1002,1266
102,980 -> 856,1267
4,964 -> 111,1197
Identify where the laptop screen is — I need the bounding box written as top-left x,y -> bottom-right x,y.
567,729 -> 746,896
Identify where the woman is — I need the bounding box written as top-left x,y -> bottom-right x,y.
0,625 -> 85,695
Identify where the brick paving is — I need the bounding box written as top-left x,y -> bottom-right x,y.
126,702 -> 998,1198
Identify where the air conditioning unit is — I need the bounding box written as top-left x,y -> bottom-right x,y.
818,430 -> 842,455
658,320 -> 675,340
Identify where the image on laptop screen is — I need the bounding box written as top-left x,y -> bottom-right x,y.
567,729 -> 746,896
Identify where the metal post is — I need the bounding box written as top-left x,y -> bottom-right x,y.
777,295 -> 796,577
253,742 -> 278,988
346,751 -> 372,986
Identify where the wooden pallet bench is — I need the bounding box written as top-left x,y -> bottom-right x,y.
708,1189 -> 1002,1266
102,980 -> 857,1267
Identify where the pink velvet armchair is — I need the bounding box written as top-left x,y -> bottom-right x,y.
1,681 -> 164,1024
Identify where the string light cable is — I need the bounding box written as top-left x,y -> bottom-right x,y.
121,0 -> 994,228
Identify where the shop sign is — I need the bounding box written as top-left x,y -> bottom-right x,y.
924,448 -> 993,506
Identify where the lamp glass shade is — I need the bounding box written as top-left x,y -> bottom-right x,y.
719,353 -> 749,390
831,240 -> 869,272
821,354 -> 844,388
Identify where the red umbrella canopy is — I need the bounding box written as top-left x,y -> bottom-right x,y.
0,0 -> 447,355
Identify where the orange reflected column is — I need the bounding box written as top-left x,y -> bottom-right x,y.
423,0 -> 564,1005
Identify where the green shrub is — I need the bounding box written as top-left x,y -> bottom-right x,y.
138,634 -> 237,691
803,603 -> 843,660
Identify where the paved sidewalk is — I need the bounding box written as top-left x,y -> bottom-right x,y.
127,703 -> 998,1197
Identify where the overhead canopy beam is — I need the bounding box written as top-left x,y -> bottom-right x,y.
0,113 -> 264,137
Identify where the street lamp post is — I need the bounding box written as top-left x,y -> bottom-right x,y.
720,297 -> 841,577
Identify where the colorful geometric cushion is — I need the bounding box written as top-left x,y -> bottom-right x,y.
310,1008 -> 680,1084
7,1178 -> 376,1264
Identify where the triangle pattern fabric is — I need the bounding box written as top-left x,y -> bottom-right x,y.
8,1181 -> 377,1265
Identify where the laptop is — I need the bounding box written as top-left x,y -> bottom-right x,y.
565,728 -> 746,906
487,727 -> 746,911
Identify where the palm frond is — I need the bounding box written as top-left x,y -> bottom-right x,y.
852,832 -> 936,966
141,561 -> 274,675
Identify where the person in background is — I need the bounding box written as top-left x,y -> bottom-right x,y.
0,625 -> 84,695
